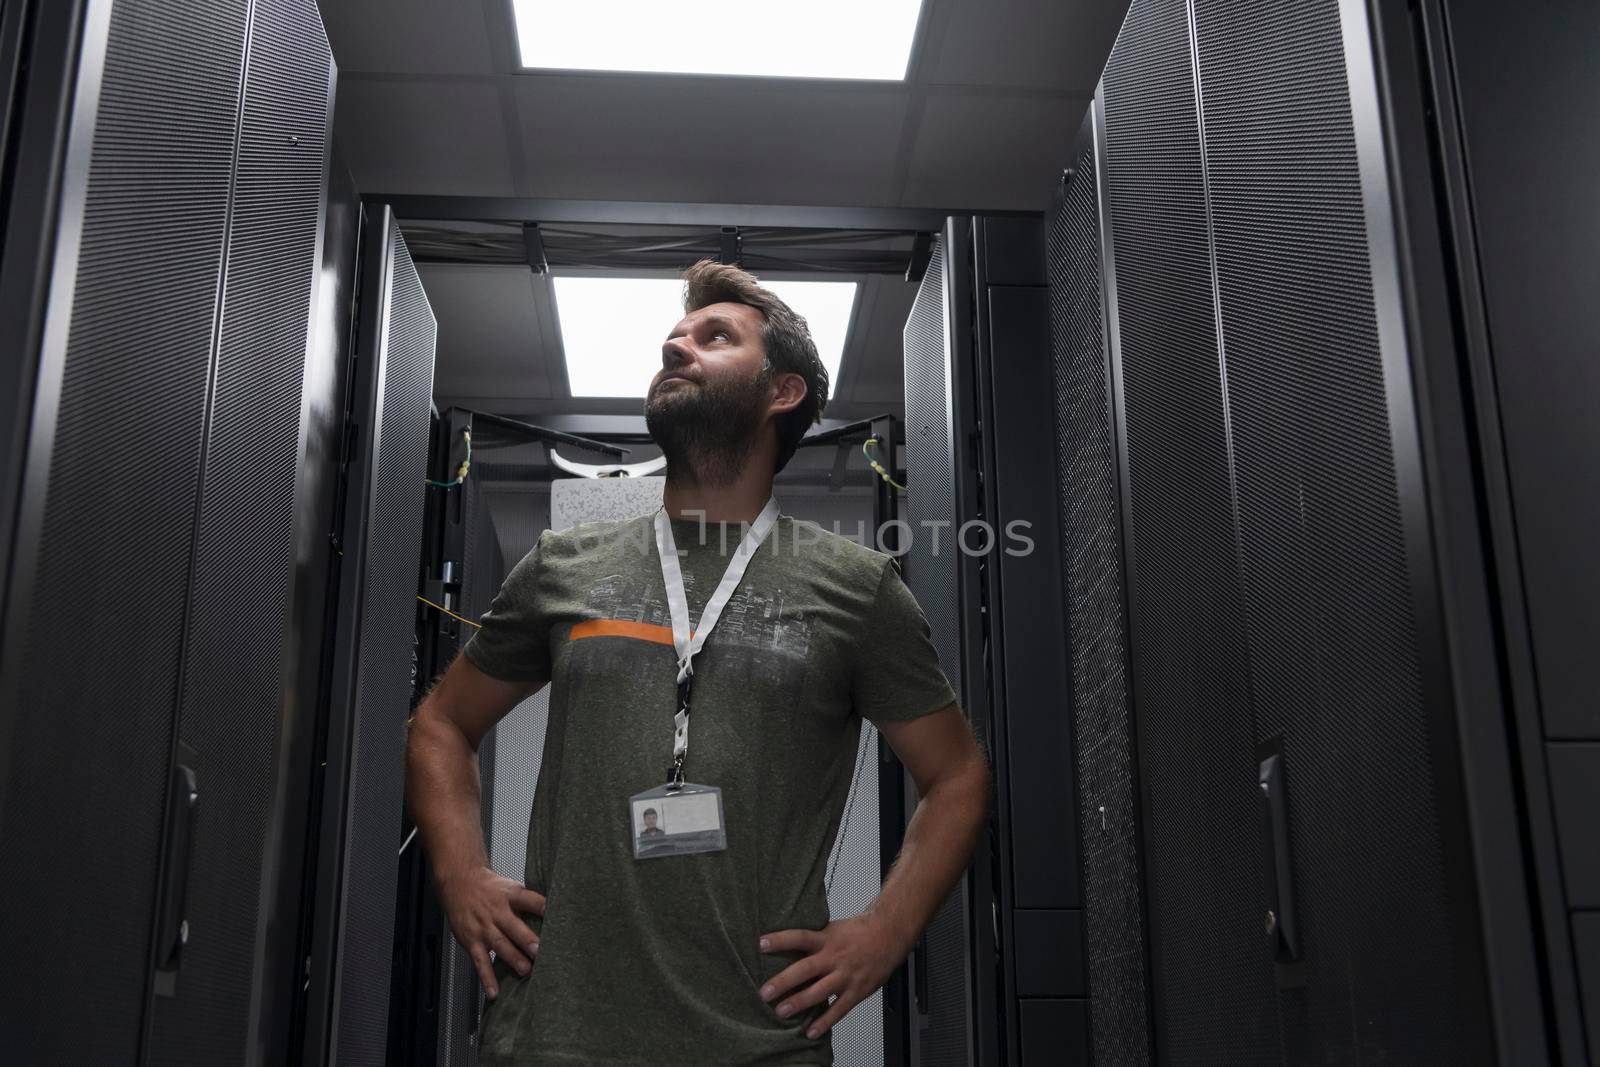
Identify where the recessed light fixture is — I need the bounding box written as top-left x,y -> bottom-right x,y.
552,276 -> 857,399
511,0 -> 925,81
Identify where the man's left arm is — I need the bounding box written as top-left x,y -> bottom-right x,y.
758,703 -> 991,1038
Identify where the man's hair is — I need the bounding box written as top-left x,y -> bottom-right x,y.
643,808 -> 657,818
681,259 -> 829,474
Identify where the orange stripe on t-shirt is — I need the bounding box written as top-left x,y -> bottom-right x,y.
568,619 -> 693,646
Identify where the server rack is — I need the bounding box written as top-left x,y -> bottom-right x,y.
0,0 -> 336,1061
1382,1 -> 1600,1058
903,220 -> 1094,1067
969,217 -> 1091,1066
1045,0 -> 1597,1060
286,146 -> 366,1064
391,406 -> 527,1067
902,229 -> 984,1067
1047,113 -> 1153,1067
301,205 -> 437,1065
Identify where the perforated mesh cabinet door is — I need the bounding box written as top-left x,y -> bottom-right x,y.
1190,0 -> 1490,1058
0,0 -> 247,1059
143,0 -> 333,1059
1093,0 -> 1500,1060
328,215 -> 436,1063
1048,127 -> 1151,1065
1100,0 -> 1279,1057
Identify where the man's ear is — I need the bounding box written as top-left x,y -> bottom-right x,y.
767,371 -> 807,418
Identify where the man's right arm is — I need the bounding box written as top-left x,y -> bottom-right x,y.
405,650 -> 545,999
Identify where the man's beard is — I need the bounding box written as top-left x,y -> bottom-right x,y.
644,367 -> 770,488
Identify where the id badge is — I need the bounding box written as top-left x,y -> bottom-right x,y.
628,783 -> 727,860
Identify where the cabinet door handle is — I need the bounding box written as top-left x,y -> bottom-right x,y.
1259,749 -> 1299,961
154,764 -> 199,976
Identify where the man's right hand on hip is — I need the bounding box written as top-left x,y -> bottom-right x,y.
438,865 -> 546,999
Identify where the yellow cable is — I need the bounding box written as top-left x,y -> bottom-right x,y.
425,427 -> 472,488
417,594 -> 482,630
863,437 -> 907,492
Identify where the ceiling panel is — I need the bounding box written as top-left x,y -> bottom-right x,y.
319,0 -> 1128,208
321,0 -> 498,75
336,79 -> 517,195
922,0 -> 1127,92
900,92 -> 1087,210
420,263 -> 557,401
511,76 -> 910,206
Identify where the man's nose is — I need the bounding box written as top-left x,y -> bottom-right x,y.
661,337 -> 693,369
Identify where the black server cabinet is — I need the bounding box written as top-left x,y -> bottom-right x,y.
1049,0 -> 1591,1061
143,0 -> 337,1059
0,0 -> 335,1061
302,206 -> 437,1066
1048,114 -> 1152,1067
1415,1 -> 1600,1058
969,217 -> 1091,1067
901,228 -> 984,1067
390,407 -> 503,1067
904,221 -> 1090,1067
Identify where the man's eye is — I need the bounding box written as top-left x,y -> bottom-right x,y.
712,331 -> 730,342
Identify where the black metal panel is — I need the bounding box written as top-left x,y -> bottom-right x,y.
974,217 -> 1078,1066
940,218 -> 1005,1067
287,145 -> 363,1063
904,238 -> 961,698
871,414 -> 913,1067
1018,999 -> 1091,1067
0,0 -> 24,177
0,0 -> 246,1059
1363,1 -> 1582,1057
985,282 -> 1079,913
1190,0 -> 1491,1059
981,218 -> 1046,287
1547,744 -> 1600,910
380,195 -> 1022,233
318,211 -> 436,1063
1347,1 -> 1567,1058
1576,912 -> 1600,1056
1443,0 -> 1600,742
1101,0 -> 1276,1059
144,0 -> 333,1059
1012,911 -> 1086,998
0,0 -> 90,588
900,231 -> 975,1067
1048,121 -> 1151,1067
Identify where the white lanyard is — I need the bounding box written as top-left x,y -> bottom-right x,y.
653,498 -> 779,785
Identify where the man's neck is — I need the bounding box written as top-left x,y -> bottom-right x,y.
661,461 -> 775,524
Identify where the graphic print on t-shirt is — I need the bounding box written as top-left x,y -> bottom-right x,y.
579,569 -> 816,663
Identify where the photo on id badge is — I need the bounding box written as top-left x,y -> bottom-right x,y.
629,785 -> 727,859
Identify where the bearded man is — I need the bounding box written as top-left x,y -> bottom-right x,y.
405,259 -> 990,1066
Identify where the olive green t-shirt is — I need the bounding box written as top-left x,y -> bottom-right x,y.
462,511 -> 958,1067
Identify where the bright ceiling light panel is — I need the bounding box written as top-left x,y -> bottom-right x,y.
553,276 -> 857,399
512,0 -> 925,81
